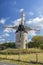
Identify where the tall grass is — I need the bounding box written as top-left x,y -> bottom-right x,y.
0,48 -> 43,65
0,53 -> 43,65
0,48 -> 43,54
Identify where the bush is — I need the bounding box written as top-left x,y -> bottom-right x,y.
40,44 -> 43,49
28,42 -> 40,48
0,42 -> 16,49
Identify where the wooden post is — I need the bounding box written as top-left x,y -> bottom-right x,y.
18,47 -> 21,61
36,53 -> 38,63
26,44 -> 28,54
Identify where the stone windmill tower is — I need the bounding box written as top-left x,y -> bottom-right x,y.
15,11 -> 28,49
3,10 -> 40,49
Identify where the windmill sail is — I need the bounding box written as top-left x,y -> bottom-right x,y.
21,10 -> 25,25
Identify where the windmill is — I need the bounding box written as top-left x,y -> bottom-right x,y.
3,10 -> 40,49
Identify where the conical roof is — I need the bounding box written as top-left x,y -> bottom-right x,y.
16,24 -> 27,33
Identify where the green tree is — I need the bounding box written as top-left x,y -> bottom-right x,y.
28,36 -> 43,49
1,42 -> 16,48
40,44 -> 43,49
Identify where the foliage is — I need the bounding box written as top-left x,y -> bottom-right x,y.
28,36 -> 43,49
0,42 -> 16,49
32,36 -> 43,44
0,36 -> 43,50
40,44 -> 43,49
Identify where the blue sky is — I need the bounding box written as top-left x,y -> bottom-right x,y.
0,0 -> 43,43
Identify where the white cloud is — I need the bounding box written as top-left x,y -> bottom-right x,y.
13,18 -> 21,26
4,28 -> 12,33
29,12 -> 34,16
4,33 -> 10,37
0,18 -> 6,24
0,38 -> 5,41
0,17 -> 10,24
28,31 -> 36,36
26,16 -> 43,29
27,17 -> 43,24
19,8 -> 24,12
12,29 -> 16,32
0,33 -> 10,37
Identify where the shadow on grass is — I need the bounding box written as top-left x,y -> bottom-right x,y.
30,61 -> 43,65
17,60 -> 43,65
0,58 -> 43,65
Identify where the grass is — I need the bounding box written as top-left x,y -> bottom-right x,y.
0,48 -> 43,65
0,53 -> 43,65
0,48 -> 43,54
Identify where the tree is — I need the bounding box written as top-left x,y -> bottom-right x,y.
32,36 -> 43,44
28,36 -> 43,49
1,42 -> 16,48
40,44 -> 43,49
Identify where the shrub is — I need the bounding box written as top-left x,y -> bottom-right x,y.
40,44 -> 43,49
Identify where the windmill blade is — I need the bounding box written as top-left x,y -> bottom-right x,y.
32,28 -> 40,31
25,26 -> 40,31
3,25 -> 18,29
30,26 -> 41,31
25,26 -> 33,31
